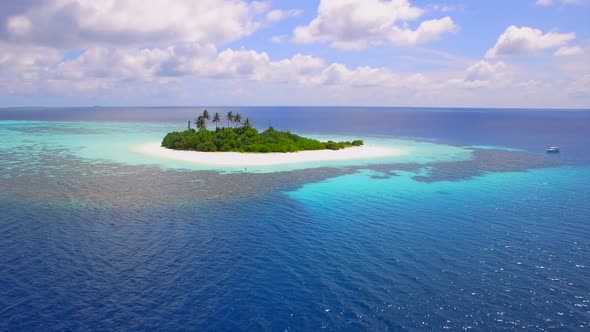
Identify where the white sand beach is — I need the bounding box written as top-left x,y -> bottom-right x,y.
135,143 -> 404,167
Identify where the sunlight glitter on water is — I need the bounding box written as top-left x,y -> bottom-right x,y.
1,109 -> 589,331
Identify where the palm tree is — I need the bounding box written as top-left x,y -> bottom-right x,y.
226,111 -> 234,127
196,116 -> 206,130
233,113 -> 242,128
202,109 -> 210,121
244,118 -> 252,129
212,112 -> 221,129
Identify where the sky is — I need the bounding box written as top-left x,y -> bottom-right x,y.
0,0 -> 589,108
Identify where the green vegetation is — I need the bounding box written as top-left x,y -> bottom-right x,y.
162,110 -> 364,153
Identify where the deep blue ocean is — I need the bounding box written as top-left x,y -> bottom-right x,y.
1,107 -> 589,331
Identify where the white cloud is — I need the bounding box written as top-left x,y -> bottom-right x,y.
428,4 -> 457,12
45,78 -> 116,94
486,26 -> 576,58
265,9 -> 303,22
203,48 -> 272,80
6,15 -> 32,36
3,42 -> 433,94
55,46 -> 179,81
571,73 -> 590,85
316,64 -> 430,89
535,0 -> 586,6
0,1 -> 587,108
2,37 -> 582,107
390,17 -> 456,46
0,42 -> 61,80
2,0 -> 279,47
317,64 -> 393,86
465,60 -> 508,82
45,46 -> 327,89
292,0 -> 456,49
194,50 -> 428,89
270,35 -> 287,44
568,73 -> 590,98
555,45 -> 584,56
268,54 -> 327,83
2,43 -> 587,108
439,60 -> 512,90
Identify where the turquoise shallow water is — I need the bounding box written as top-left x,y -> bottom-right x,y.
0,121 -> 473,173
285,166 -> 590,329
1,107 -> 589,330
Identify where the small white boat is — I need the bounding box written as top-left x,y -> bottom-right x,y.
546,146 -> 560,153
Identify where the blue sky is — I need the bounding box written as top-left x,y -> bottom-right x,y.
0,0 -> 588,108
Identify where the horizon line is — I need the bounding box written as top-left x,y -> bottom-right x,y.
1,105 -> 589,111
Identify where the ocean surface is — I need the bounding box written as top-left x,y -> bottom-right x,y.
0,107 -> 589,331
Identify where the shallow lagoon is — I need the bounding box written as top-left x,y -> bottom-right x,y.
1,121 -> 475,173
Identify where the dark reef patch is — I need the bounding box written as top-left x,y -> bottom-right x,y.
0,145 -> 563,208
360,149 -> 561,183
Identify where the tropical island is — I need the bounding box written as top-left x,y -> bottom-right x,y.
161,110 -> 364,153
134,110 -> 402,167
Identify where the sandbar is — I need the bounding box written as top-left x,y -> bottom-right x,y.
135,143 -> 404,167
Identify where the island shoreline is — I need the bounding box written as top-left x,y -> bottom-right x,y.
135,143 -> 405,167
